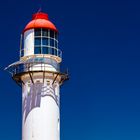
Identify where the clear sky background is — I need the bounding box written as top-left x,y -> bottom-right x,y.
1,0 -> 140,140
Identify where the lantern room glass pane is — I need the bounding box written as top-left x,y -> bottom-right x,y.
35,29 -> 41,36
49,47 -> 52,54
52,48 -> 57,55
50,30 -> 54,38
50,38 -> 54,47
42,47 -> 49,54
55,40 -> 58,48
55,32 -> 58,40
42,38 -> 48,46
35,38 -> 41,45
42,29 -> 48,37
35,47 -> 41,54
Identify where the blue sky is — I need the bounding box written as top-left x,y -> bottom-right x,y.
1,0 -> 140,140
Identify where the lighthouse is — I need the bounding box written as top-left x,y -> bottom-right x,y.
5,12 -> 68,140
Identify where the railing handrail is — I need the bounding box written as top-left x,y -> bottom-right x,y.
9,63 -> 60,76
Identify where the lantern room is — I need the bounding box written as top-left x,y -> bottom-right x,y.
20,12 -> 62,62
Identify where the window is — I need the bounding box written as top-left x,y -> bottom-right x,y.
35,29 -> 41,36
55,40 -> 58,48
42,29 -> 48,36
50,30 -> 54,38
42,47 -> 49,54
42,38 -> 48,45
35,47 -> 41,54
54,32 -> 58,40
35,38 -> 41,45
34,28 -> 58,55
50,38 -> 55,46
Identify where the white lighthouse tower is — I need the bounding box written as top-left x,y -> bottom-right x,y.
5,12 -> 68,140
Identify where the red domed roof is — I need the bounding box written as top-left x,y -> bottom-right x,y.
23,12 -> 58,33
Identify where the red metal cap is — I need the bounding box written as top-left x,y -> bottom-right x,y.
23,12 -> 58,33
